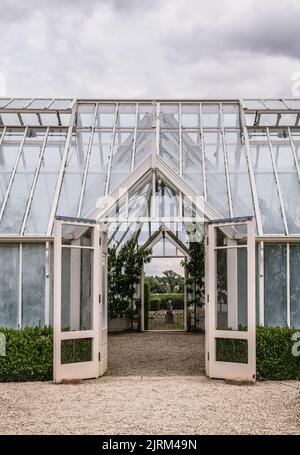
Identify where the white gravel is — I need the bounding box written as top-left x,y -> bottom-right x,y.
0,332 -> 299,435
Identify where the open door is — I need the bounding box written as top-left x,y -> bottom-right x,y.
53,216 -> 106,383
205,216 -> 256,382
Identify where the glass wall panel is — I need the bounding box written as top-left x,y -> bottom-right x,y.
57,131 -> 88,217
109,131 -> 133,193
0,130 -> 45,234
137,104 -> 155,129
81,131 -> 112,216
25,130 -> 66,234
264,244 -> 287,327
290,244 -> 300,329
160,131 -> 180,171
160,103 -> 179,129
134,131 -> 154,167
96,103 -> 116,128
22,244 -> 45,327
272,143 -> 300,234
222,104 -> 240,128
117,104 -> 136,128
0,244 -> 19,328
0,129 -> 25,208
181,104 -> 200,129
250,142 -> 285,234
226,131 -> 254,217
182,132 -> 204,194
204,131 -> 229,217
201,104 -> 221,128
77,104 -> 96,128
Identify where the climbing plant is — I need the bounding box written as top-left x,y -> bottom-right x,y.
108,238 -> 152,328
181,238 -> 205,330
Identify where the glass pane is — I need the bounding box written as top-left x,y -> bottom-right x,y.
0,131 -> 46,234
61,247 -> 93,331
109,131 -> 133,193
25,130 -> 66,234
0,129 -> 25,208
28,99 -> 52,109
182,132 -> 204,194
272,143 -> 300,234
61,338 -> 92,364
216,339 -> 248,364
77,104 -> 96,128
22,244 -> 45,327
160,104 -> 179,129
0,245 -> 19,328
251,144 -> 285,234
138,104 -> 154,128
222,104 -> 240,128
49,99 -> 72,110
290,245 -> 300,329
81,131 -> 111,217
62,223 -> 93,247
181,104 -> 200,128
134,131 -> 154,167
201,104 -> 221,127
160,131 -> 180,171
216,240 -> 248,330
264,244 -> 287,327
225,131 -> 254,217
57,131 -> 88,218
204,131 -> 229,217
117,104 -> 136,128
96,104 -> 116,128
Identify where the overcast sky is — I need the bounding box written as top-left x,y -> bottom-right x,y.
1,0 -> 300,98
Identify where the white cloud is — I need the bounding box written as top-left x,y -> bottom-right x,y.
0,0 -> 299,98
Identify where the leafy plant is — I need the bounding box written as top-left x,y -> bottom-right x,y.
181,238 -> 205,330
108,237 -> 152,329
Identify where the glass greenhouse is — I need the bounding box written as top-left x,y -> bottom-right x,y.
0,98 -> 299,381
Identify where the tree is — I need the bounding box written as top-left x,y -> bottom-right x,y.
162,270 -> 184,292
108,238 -> 152,330
181,239 -> 205,331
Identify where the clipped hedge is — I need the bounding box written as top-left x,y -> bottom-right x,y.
0,327 -> 53,382
0,325 -> 299,382
256,326 -> 300,380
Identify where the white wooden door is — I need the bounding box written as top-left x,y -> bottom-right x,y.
53,217 -> 102,383
205,217 -> 256,382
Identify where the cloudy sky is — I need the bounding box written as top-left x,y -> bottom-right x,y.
1,0 -> 300,98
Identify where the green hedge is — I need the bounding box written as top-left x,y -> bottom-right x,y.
0,326 -> 299,382
256,326 -> 300,380
0,327 -> 53,382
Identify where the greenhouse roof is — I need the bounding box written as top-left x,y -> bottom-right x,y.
0,98 -> 300,239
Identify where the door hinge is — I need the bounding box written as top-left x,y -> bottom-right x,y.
207,352 -> 210,361
207,294 -> 209,303
99,294 -> 101,303
207,237 -> 209,246
98,352 -> 101,362
99,237 -> 102,246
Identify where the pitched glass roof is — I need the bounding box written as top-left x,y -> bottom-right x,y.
0,98 -> 300,237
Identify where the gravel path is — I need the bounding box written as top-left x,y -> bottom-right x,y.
107,332 -> 205,376
0,333 -> 299,435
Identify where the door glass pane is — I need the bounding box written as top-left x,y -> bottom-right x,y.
216,339 -> 248,364
215,227 -> 248,331
61,247 -> 93,331
182,132 -> 204,194
109,131 -> 133,193
264,244 -> 287,327
61,338 -> 92,364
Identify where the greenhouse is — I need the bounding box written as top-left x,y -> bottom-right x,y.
0,98 -> 300,382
